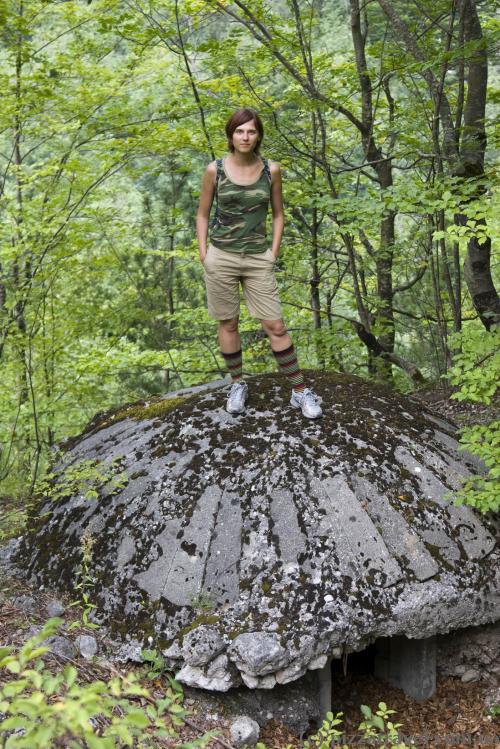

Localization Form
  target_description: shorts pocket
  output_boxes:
[202,244,212,267]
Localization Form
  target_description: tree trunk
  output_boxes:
[455,0,499,329]
[377,0,500,329]
[351,0,395,381]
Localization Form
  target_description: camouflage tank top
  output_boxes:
[210,156,271,253]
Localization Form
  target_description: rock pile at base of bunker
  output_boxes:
[16,372,500,691]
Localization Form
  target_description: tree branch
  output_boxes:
[376,0,462,172]
[214,0,367,134]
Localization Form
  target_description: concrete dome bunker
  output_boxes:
[18,371,500,709]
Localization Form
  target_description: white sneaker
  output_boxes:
[290,387,323,419]
[226,381,248,414]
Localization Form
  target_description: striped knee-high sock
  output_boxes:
[271,343,305,391]
[221,349,243,382]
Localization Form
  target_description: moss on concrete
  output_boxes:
[58,394,192,453]
[113,396,188,423]
[178,613,221,639]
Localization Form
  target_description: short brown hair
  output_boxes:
[225,108,264,153]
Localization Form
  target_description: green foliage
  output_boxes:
[358,702,411,748]
[452,422,500,513]
[35,457,129,504]
[138,648,185,695]
[302,710,345,749]
[139,649,168,681]
[68,531,100,631]
[447,328,500,405]
[255,702,412,749]
[447,328,499,513]
[0,0,203,499]
[0,619,219,749]
[0,622,412,749]
[0,500,26,544]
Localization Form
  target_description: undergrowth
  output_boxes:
[0,620,415,748]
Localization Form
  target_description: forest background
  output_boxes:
[0,0,498,516]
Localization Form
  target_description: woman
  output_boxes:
[196,107,322,419]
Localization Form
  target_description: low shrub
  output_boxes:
[0,618,217,748]
[0,620,412,748]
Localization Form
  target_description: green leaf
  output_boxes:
[64,665,78,688]
[360,704,372,719]
[1,716,29,730]
[86,734,116,749]
[5,660,21,674]
[0,646,13,661]
[123,709,149,728]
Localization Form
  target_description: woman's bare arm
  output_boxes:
[269,161,284,259]
[196,162,217,262]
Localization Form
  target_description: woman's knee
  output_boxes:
[261,318,287,337]
[219,316,239,333]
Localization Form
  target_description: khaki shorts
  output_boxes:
[202,243,283,321]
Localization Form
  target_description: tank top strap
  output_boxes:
[215,158,224,192]
[260,156,272,184]
[210,158,225,229]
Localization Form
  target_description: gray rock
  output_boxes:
[13,373,500,693]
[229,716,260,747]
[307,654,329,671]
[11,595,37,614]
[46,636,78,660]
[0,538,21,577]
[163,641,182,659]
[76,635,98,659]
[437,621,500,685]
[113,638,144,664]
[228,633,289,676]
[46,600,66,618]
[461,668,480,683]
[182,625,225,666]
[276,659,308,684]
[24,624,43,639]
[206,652,230,678]
[254,673,276,689]
[175,660,239,692]
[240,672,259,689]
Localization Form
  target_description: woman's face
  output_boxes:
[231,119,260,153]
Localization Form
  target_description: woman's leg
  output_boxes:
[219,316,248,414]
[260,318,305,392]
[261,318,322,417]
[242,256,322,416]
[219,316,243,381]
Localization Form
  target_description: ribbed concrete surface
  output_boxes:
[18,371,500,691]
